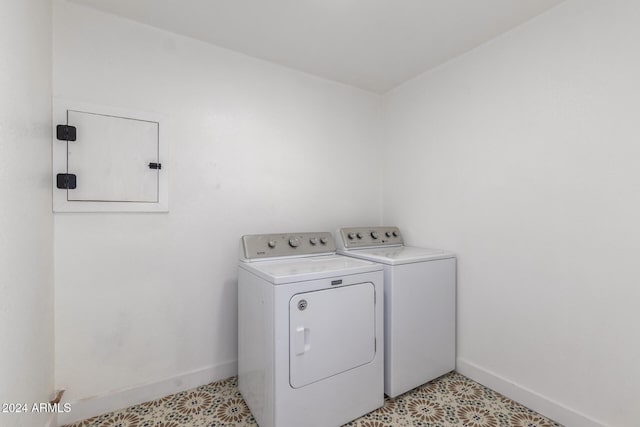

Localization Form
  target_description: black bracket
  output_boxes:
[56,173,77,189]
[148,162,162,170]
[56,125,77,141]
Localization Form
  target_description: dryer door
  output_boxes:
[289,282,376,388]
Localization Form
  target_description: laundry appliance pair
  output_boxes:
[237,227,455,427]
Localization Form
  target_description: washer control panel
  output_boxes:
[337,226,403,249]
[241,232,335,260]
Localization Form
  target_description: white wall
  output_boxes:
[383,1,639,426]
[52,1,382,420]
[0,1,54,427]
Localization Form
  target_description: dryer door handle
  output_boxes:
[294,326,310,355]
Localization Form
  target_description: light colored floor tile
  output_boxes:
[65,372,562,427]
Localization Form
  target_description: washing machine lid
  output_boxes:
[239,254,381,284]
[338,246,455,265]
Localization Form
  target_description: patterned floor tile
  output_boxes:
[64,372,562,427]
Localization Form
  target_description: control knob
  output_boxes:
[309,237,318,245]
[385,231,391,237]
[392,231,398,237]
[320,237,328,245]
[348,233,356,240]
[267,240,277,248]
[356,232,363,239]
[289,238,300,248]
[371,231,379,239]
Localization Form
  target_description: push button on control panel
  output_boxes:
[289,238,300,248]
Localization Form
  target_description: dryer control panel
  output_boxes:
[241,232,336,260]
[336,226,403,249]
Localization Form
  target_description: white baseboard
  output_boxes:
[456,358,607,427]
[57,360,237,426]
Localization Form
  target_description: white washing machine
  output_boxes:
[238,232,384,427]
[336,226,456,398]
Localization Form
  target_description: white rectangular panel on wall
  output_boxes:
[52,100,168,212]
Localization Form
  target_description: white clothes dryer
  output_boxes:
[238,232,384,427]
[336,226,456,398]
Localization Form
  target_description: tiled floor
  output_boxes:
[65,372,562,427]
